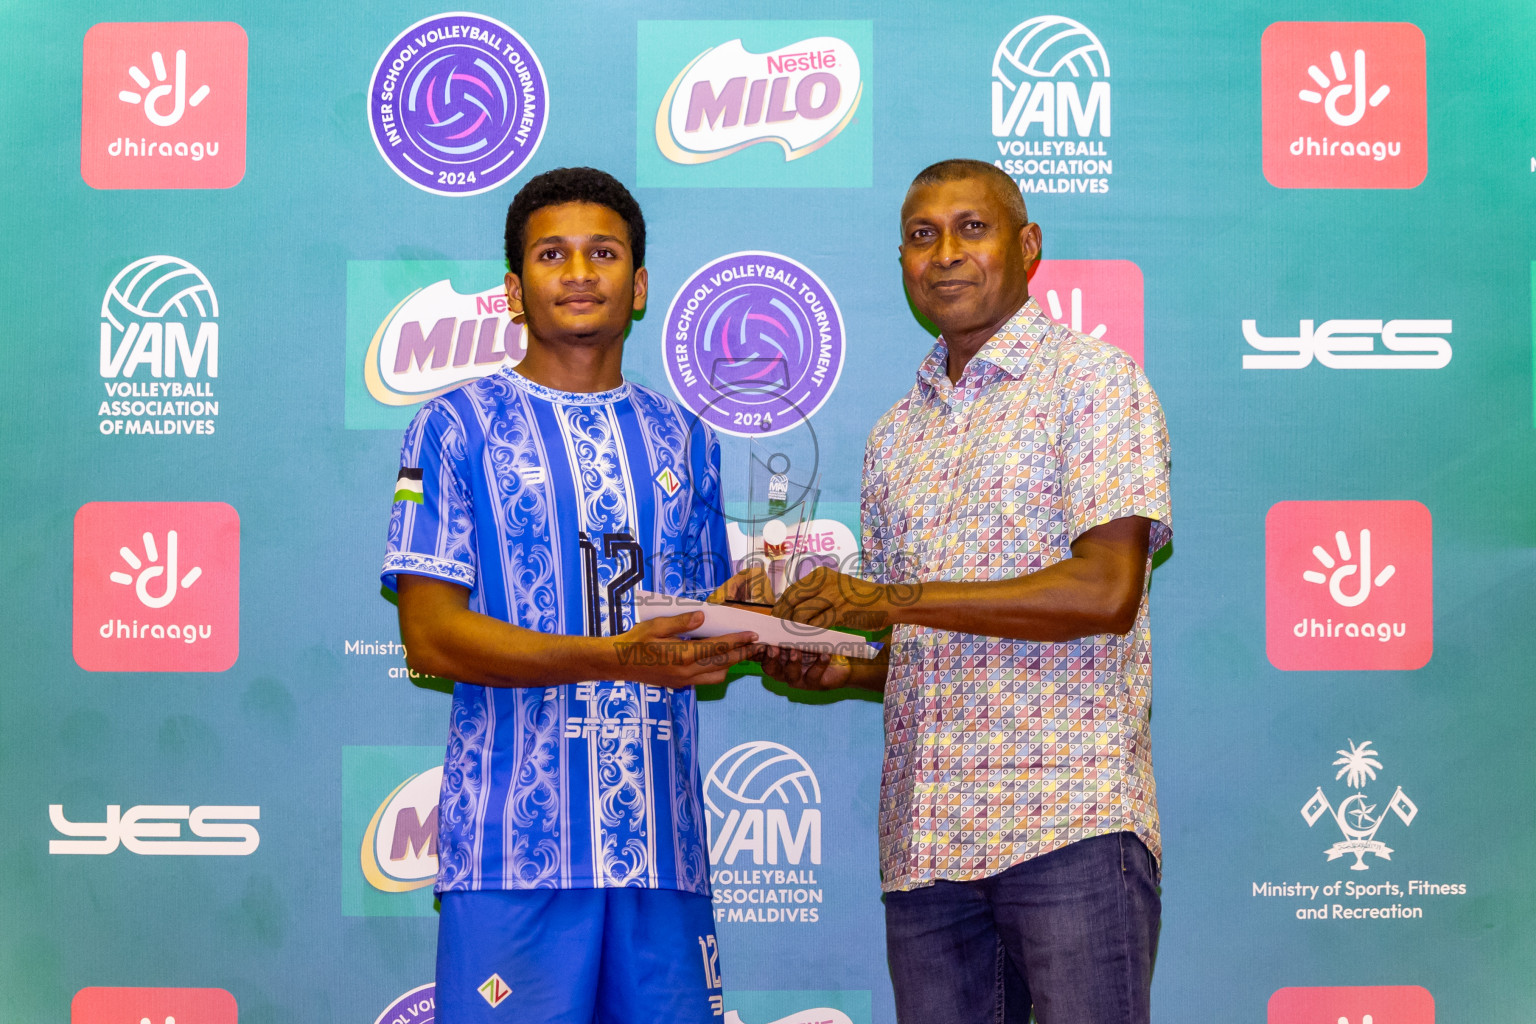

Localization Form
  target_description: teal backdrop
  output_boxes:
[3,1,1535,1022]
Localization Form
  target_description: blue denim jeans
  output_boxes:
[884,831,1160,1024]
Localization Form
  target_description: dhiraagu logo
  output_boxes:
[638,21,872,188]
[345,260,524,430]
[343,746,443,916]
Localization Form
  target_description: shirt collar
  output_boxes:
[916,297,1052,394]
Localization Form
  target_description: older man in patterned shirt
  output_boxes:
[768,158,1172,1024]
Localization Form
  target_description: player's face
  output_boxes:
[898,177,1040,343]
[506,202,647,346]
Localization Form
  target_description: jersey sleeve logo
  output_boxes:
[393,467,424,504]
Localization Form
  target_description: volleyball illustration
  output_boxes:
[704,741,821,818]
[993,15,1110,89]
[101,255,218,330]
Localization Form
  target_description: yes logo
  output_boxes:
[81,22,247,189]
[1269,985,1434,1024]
[1262,23,1426,189]
[1266,501,1432,671]
[1027,260,1144,366]
[72,502,240,672]
[50,804,259,855]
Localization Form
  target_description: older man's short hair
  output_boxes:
[908,158,1029,228]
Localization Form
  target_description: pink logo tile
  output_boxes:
[73,502,240,672]
[1266,500,1432,671]
[73,987,238,1024]
[1028,259,1144,367]
[82,22,247,189]
[1269,985,1433,1024]
[1262,22,1426,189]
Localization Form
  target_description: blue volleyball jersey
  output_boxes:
[382,369,730,895]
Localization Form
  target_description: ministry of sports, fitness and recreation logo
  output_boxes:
[98,256,222,437]
[990,15,1113,196]
[664,252,844,438]
[72,501,240,673]
[1261,22,1427,189]
[375,984,435,1024]
[1301,739,1418,871]
[346,261,524,430]
[637,20,872,188]
[368,13,547,196]
[81,21,247,189]
[1265,500,1432,671]
[1028,260,1144,366]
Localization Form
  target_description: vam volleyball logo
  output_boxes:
[1265,500,1433,671]
[991,16,1113,196]
[368,13,547,196]
[346,261,524,430]
[1028,260,1144,366]
[98,256,222,437]
[638,21,872,188]
[81,22,247,189]
[72,501,240,673]
[1262,23,1427,189]
[705,740,823,924]
[664,252,844,438]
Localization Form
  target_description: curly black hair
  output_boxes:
[503,167,646,277]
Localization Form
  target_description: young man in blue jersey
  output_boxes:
[382,167,760,1023]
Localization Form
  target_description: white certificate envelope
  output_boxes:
[632,591,880,660]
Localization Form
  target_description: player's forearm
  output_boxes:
[402,605,613,688]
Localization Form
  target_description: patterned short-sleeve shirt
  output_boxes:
[863,298,1172,892]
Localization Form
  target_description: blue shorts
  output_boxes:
[435,888,724,1024]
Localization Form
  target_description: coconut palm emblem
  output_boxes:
[1300,739,1418,870]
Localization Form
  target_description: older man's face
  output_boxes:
[899,177,1040,342]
